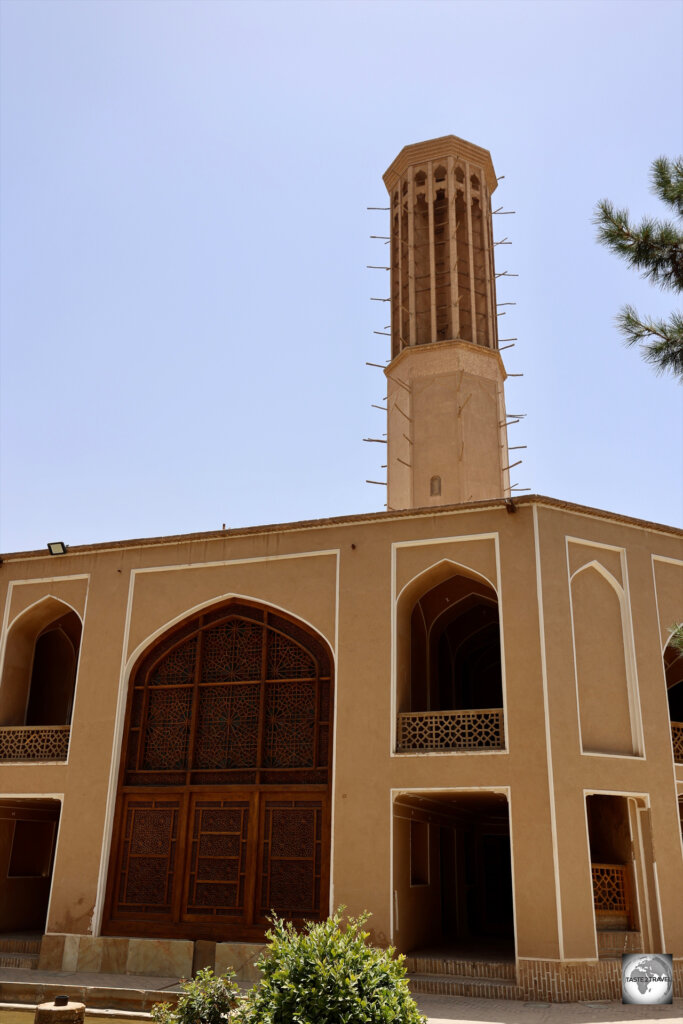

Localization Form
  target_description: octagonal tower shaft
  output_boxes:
[382,136,511,511]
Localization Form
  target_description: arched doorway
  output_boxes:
[103,601,333,941]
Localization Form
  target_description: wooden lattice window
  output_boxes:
[591,863,629,915]
[123,604,332,789]
[105,602,333,941]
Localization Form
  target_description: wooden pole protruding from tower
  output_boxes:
[383,135,513,511]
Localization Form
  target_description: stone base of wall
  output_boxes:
[38,935,266,983]
[38,937,683,1003]
[517,957,683,1002]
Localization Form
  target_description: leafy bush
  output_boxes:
[236,909,425,1024]
[152,967,241,1024]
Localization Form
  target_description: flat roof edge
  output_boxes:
[1,495,681,563]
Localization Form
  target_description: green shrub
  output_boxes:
[152,966,241,1024]
[236,909,425,1024]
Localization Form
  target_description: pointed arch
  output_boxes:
[663,632,683,763]
[395,560,505,752]
[1,596,82,727]
[103,596,333,942]
[123,592,335,682]
[570,559,624,594]
[569,563,641,756]
[397,557,497,607]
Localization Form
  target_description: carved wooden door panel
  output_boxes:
[110,794,184,923]
[181,795,253,925]
[255,795,327,926]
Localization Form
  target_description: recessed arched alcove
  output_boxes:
[664,633,683,764]
[103,597,334,942]
[396,565,504,753]
[0,599,82,764]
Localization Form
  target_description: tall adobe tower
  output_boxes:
[383,136,510,510]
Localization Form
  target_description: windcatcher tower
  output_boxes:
[383,136,510,510]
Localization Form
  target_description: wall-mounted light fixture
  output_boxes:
[47,541,68,555]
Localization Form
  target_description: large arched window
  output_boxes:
[104,601,333,941]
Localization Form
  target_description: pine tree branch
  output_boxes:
[617,305,683,381]
[593,199,683,292]
[650,157,683,217]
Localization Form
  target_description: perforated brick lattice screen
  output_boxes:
[397,708,504,752]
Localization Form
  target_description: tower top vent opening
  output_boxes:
[383,135,498,193]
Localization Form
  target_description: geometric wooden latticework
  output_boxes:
[396,708,504,752]
[671,721,683,764]
[184,799,250,919]
[114,796,181,917]
[123,603,331,789]
[104,601,333,942]
[259,798,324,922]
[0,725,70,762]
[591,863,629,915]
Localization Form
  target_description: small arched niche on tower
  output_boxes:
[396,565,505,753]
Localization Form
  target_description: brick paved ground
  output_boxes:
[1,982,681,1024]
[416,991,683,1023]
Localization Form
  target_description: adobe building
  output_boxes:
[0,135,681,1003]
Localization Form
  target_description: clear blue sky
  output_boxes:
[1,0,681,553]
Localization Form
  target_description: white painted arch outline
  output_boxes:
[0,593,87,765]
[92,560,340,936]
[567,556,645,760]
[395,556,498,605]
[390,537,507,760]
[123,590,337,677]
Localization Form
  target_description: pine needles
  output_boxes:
[594,157,683,382]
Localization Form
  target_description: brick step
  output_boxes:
[0,953,40,969]
[404,955,516,980]
[0,937,42,955]
[408,971,523,1000]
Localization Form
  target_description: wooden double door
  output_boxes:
[106,789,329,940]
[103,601,333,941]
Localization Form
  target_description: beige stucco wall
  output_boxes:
[386,342,509,511]
[0,497,681,962]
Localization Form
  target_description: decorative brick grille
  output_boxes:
[591,863,629,914]
[671,721,683,764]
[0,725,70,761]
[396,708,504,752]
